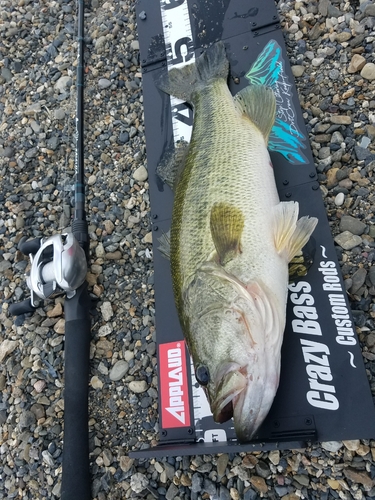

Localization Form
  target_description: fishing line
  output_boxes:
[58,1,77,234]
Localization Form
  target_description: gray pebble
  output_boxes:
[166,483,179,500]
[18,410,36,430]
[47,136,59,150]
[355,146,373,161]
[331,131,344,144]
[339,215,366,236]
[350,268,367,295]
[54,108,66,120]
[0,146,14,158]
[291,65,305,77]
[275,486,289,496]
[98,78,111,89]
[329,69,340,80]
[55,75,72,93]
[130,472,149,493]
[118,132,129,143]
[244,488,259,500]
[42,450,55,467]
[334,231,362,250]
[109,360,129,381]
[203,477,217,495]
[369,267,375,287]
[1,67,12,82]
[0,261,12,272]
[191,473,203,493]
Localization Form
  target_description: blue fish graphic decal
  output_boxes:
[245,40,307,165]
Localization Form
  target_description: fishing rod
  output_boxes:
[9,1,92,499]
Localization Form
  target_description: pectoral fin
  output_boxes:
[274,201,318,262]
[210,202,244,265]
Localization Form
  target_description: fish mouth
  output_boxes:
[211,363,279,442]
[211,363,247,423]
[232,371,280,442]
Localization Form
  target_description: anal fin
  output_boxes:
[274,201,318,262]
[157,230,171,260]
[156,140,189,191]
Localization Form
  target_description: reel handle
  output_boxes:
[19,237,42,255]
[8,299,37,316]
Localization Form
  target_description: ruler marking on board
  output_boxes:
[160,0,194,144]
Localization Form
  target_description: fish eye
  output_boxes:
[195,364,210,386]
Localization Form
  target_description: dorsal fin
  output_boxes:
[234,85,276,143]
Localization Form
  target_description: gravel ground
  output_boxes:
[1,0,375,499]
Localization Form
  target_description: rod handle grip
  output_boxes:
[61,282,91,500]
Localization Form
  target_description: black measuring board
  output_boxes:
[131,0,375,458]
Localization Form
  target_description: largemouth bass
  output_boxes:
[157,42,318,441]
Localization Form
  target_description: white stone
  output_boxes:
[124,350,134,362]
[321,441,343,452]
[128,380,148,393]
[133,165,148,182]
[88,175,97,185]
[130,40,139,51]
[42,450,55,467]
[291,65,305,77]
[95,242,105,258]
[268,449,280,466]
[98,324,112,337]
[361,63,375,81]
[54,75,72,93]
[312,57,325,67]
[0,340,18,362]
[91,376,103,389]
[334,192,345,206]
[100,301,113,322]
[142,231,153,244]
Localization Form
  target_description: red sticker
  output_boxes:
[159,341,191,428]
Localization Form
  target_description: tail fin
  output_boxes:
[156,41,229,103]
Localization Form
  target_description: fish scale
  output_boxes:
[172,78,281,301]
